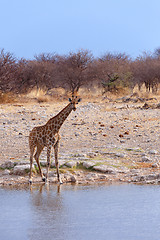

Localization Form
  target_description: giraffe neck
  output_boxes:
[47,103,73,133]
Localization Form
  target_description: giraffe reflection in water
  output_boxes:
[29,184,66,240]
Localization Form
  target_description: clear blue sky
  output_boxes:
[1,0,160,59]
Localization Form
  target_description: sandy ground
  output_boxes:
[0,98,160,185]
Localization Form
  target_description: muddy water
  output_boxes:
[1,184,160,240]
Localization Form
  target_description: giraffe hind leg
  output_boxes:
[45,146,52,183]
[29,145,36,184]
[34,144,45,182]
[54,135,63,184]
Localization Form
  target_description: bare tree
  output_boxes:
[57,49,93,92]
[132,53,160,93]
[0,49,17,92]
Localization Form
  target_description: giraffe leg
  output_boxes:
[54,136,62,184]
[29,145,35,184]
[46,146,52,183]
[34,144,45,181]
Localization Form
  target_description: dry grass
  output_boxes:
[1,85,160,104]
[133,83,160,101]
[0,92,17,104]
[25,88,67,103]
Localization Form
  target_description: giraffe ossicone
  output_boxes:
[29,92,81,184]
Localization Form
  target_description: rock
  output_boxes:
[85,174,94,181]
[64,174,72,181]
[40,161,47,167]
[87,152,97,158]
[89,173,98,178]
[156,103,160,108]
[51,161,65,168]
[141,156,152,162]
[93,165,117,174]
[145,174,157,181]
[65,161,77,168]
[2,169,11,175]
[132,175,145,182]
[48,171,57,177]
[70,175,77,183]
[148,150,158,155]
[13,164,30,175]
[152,163,158,168]
[115,153,125,158]
[98,174,108,179]
[83,162,95,169]
[72,153,86,158]
[0,161,15,169]
[130,169,141,174]
[17,161,29,165]
[133,173,160,183]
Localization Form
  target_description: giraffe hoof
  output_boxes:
[59,180,63,185]
[42,177,46,182]
[29,179,32,184]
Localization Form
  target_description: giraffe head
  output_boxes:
[69,91,81,111]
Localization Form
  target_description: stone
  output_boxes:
[70,175,77,183]
[85,174,94,181]
[152,163,158,168]
[65,161,77,168]
[83,162,95,169]
[93,165,117,174]
[145,174,157,181]
[0,161,15,169]
[48,171,57,177]
[87,152,97,158]
[72,153,86,158]
[51,161,65,168]
[115,153,125,158]
[148,150,158,155]
[90,173,98,178]
[13,164,30,175]
[64,174,72,181]
[98,174,108,179]
[2,169,10,175]
[17,161,29,165]
[156,103,160,108]
[141,156,152,162]
[40,161,47,167]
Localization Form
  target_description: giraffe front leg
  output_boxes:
[54,135,62,184]
[29,145,35,184]
[46,146,51,183]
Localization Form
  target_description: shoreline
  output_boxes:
[0,158,160,187]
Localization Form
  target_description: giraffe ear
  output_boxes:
[69,98,72,102]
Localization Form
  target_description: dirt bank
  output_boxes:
[0,98,160,186]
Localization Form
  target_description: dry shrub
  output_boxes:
[24,88,50,102]
[79,87,102,98]
[26,88,47,99]
[22,87,67,103]
[0,91,17,103]
[133,83,160,99]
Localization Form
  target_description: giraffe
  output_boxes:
[29,92,81,184]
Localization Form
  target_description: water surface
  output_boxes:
[1,183,160,240]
